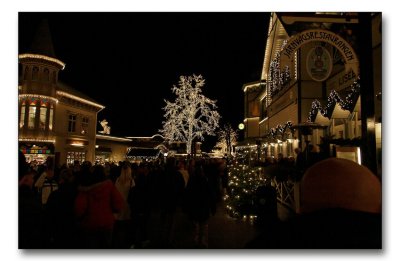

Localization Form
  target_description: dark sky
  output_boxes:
[19,12,268,150]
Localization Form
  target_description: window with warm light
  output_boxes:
[81,116,89,135]
[28,99,37,129]
[49,105,54,131]
[20,101,26,128]
[67,151,86,165]
[39,100,47,130]
[68,114,76,133]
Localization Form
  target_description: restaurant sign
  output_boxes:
[280,29,359,76]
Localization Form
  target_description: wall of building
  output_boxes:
[96,139,130,163]
[54,101,98,165]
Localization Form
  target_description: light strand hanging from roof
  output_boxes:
[308,77,361,122]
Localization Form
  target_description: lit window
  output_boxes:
[39,107,47,130]
[67,151,86,166]
[20,101,26,128]
[81,116,89,135]
[49,105,54,131]
[68,114,76,133]
[28,99,37,129]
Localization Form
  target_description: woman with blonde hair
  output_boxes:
[113,161,135,248]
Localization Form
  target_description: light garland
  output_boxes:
[19,94,58,104]
[268,52,292,97]
[225,164,267,219]
[19,53,65,70]
[96,134,132,142]
[265,121,293,142]
[308,77,361,122]
[19,138,55,143]
[57,91,105,109]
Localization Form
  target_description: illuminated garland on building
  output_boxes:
[19,53,66,69]
[19,94,58,104]
[19,138,56,143]
[266,121,293,141]
[268,41,292,98]
[308,78,361,122]
[57,91,105,109]
[225,164,268,220]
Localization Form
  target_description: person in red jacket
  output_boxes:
[75,164,124,248]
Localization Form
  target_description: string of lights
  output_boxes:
[224,163,268,220]
[308,77,361,122]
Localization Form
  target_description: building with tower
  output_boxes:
[18,20,105,166]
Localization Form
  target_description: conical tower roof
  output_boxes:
[29,19,56,58]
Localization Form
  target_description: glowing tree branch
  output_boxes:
[160,74,221,155]
[214,123,238,157]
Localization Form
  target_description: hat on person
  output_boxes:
[300,158,381,214]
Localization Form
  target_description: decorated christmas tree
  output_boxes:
[224,162,268,221]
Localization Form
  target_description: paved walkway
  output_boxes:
[143,201,294,249]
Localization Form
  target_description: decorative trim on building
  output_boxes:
[19,53,66,69]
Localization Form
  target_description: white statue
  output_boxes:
[99,119,111,134]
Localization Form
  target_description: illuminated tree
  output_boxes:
[160,74,220,155]
[214,123,238,157]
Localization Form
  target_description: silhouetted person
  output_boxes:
[18,151,44,248]
[247,158,381,249]
[45,168,78,248]
[74,165,124,248]
[185,161,216,248]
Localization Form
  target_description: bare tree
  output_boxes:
[214,123,238,157]
[160,74,220,155]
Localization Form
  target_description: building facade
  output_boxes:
[18,20,105,166]
[242,13,381,175]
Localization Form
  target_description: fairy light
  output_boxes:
[225,162,268,220]
[57,91,105,109]
[19,94,58,103]
[19,53,65,69]
[19,138,55,143]
[308,78,361,122]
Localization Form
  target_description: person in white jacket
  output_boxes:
[113,161,135,248]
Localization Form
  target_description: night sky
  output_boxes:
[18,12,269,150]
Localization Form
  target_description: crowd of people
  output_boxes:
[18,152,226,249]
[18,144,382,249]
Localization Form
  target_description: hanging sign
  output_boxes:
[280,29,359,76]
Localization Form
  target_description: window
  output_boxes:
[67,151,86,166]
[39,101,47,130]
[28,99,37,129]
[32,67,39,80]
[81,117,89,135]
[24,67,29,80]
[49,105,54,131]
[39,110,47,130]
[20,101,26,128]
[43,68,50,82]
[68,114,76,133]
